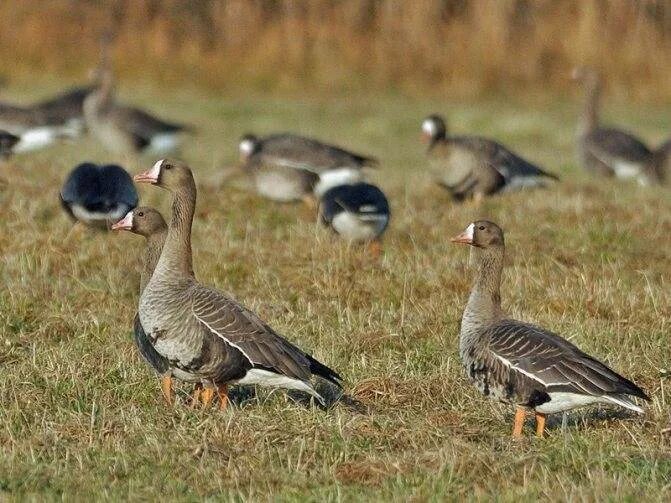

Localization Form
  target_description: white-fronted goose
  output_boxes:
[34,85,94,135]
[133,159,343,408]
[319,182,390,257]
[421,115,558,202]
[60,162,138,228]
[239,133,376,200]
[572,67,662,185]
[83,69,190,156]
[111,207,215,406]
[0,101,79,153]
[451,220,648,437]
[0,130,19,159]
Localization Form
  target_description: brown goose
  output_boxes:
[112,207,211,406]
[239,133,376,200]
[0,101,79,153]
[572,67,662,185]
[133,159,342,408]
[84,69,190,156]
[451,220,648,437]
[422,115,558,203]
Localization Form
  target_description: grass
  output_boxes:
[0,85,670,500]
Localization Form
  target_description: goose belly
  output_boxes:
[254,169,309,201]
[13,127,62,153]
[313,168,363,196]
[70,203,130,226]
[331,211,387,242]
[535,393,605,414]
[146,133,181,155]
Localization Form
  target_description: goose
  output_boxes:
[60,162,138,228]
[421,115,558,203]
[133,158,343,409]
[111,207,219,407]
[34,85,95,136]
[319,182,390,257]
[83,68,190,156]
[451,220,648,437]
[239,133,377,200]
[572,67,662,185]
[0,101,79,153]
[0,130,19,159]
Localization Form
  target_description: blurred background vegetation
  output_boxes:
[1,0,671,98]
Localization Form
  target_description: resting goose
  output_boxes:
[319,182,390,257]
[239,133,376,200]
[133,159,343,408]
[60,162,138,228]
[0,101,79,153]
[112,207,214,406]
[83,69,189,156]
[421,115,558,203]
[572,67,661,185]
[451,220,648,437]
[34,85,94,136]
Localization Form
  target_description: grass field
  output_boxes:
[0,85,670,500]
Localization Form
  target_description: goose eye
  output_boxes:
[138,212,144,217]
[164,164,172,170]
[478,226,485,231]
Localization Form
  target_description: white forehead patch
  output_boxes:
[464,222,475,240]
[149,159,164,179]
[422,119,435,136]
[239,139,255,156]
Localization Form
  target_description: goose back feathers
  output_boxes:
[452,220,648,418]
[135,159,342,403]
[60,162,138,227]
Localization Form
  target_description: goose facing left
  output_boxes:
[133,159,343,408]
[60,162,138,228]
[452,220,648,437]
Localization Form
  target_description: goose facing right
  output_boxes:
[451,220,648,437]
[133,159,343,408]
[422,115,558,203]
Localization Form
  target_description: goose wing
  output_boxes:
[485,320,647,399]
[191,286,341,386]
[586,128,652,164]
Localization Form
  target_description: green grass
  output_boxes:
[0,86,670,501]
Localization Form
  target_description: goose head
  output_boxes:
[239,134,259,162]
[421,115,447,144]
[451,220,504,248]
[134,158,193,191]
[112,206,167,236]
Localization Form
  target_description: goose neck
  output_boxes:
[156,180,196,278]
[579,79,601,136]
[464,246,504,326]
[140,230,167,293]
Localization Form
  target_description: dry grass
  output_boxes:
[2,1,671,98]
[0,86,670,500]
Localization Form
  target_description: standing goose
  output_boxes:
[60,162,138,228]
[421,115,558,203]
[572,66,661,185]
[319,182,390,257]
[83,68,190,156]
[239,133,377,200]
[451,220,648,437]
[134,159,343,408]
[111,207,212,406]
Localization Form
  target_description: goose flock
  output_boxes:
[1,60,667,439]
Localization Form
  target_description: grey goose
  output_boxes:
[239,133,377,201]
[84,68,190,156]
[421,115,558,203]
[452,220,648,437]
[572,66,664,185]
[319,182,390,257]
[133,159,342,409]
[60,162,138,228]
[112,207,212,407]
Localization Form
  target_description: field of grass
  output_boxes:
[0,85,670,500]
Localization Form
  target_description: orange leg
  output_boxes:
[161,375,174,406]
[512,407,526,438]
[201,387,215,408]
[190,383,203,408]
[368,239,382,260]
[535,412,546,438]
[217,384,229,411]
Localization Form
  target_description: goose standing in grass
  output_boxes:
[239,133,377,202]
[111,207,215,406]
[572,66,663,185]
[83,68,190,156]
[319,182,390,257]
[60,162,138,228]
[451,220,648,437]
[421,115,558,203]
[133,159,343,409]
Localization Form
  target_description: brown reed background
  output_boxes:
[1,0,671,98]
